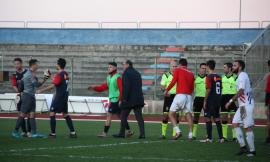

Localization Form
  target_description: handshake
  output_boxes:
[43,69,51,80]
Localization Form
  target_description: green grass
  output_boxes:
[0,118,269,162]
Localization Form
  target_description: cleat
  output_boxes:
[235,146,248,156]
[48,133,56,138]
[21,132,28,138]
[30,133,47,138]
[97,132,107,138]
[246,151,256,157]
[125,130,134,138]
[192,137,197,140]
[27,132,32,138]
[218,138,225,143]
[200,138,213,143]
[12,131,22,139]
[232,138,237,142]
[69,133,77,138]
[160,135,166,140]
[172,132,182,140]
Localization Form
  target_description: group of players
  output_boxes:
[11,58,77,139]
[10,56,270,157]
[160,58,257,157]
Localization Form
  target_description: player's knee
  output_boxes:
[193,120,199,124]
[162,116,169,123]
[222,120,228,124]
[244,127,253,132]
[29,112,35,118]
[232,123,238,128]
[20,112,26,118]
[215,120,221,125]
[205,117,211,122]
[50,112,55,117]
[206,120,212,124]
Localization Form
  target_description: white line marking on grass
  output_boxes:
[0,116,267,126]
[0,153,243,162]
[0,140,162,153]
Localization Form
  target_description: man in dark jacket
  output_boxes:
[113,60,145,139]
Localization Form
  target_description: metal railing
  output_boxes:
[0,20,269,29]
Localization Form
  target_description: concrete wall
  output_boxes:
[0,44,242,98]
[0,29,262,45]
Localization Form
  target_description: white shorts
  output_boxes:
[232,104,254,128]
[169,94,193,113]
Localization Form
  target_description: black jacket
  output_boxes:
[121,67,144,108]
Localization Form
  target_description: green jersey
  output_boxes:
[161,72,176,94]
[221,74,237,95]
[106,73,121,102]
[194,75,206,97]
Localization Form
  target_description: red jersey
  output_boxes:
[166,67,194,95]
[265,73,270,93]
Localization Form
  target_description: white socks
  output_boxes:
[234,127,256,152]
[173,126,181,134]
[188,132,193,139]
[246,131,255,152]
[234,127,246,147]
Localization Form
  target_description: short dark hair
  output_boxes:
[224,62,233,69]
[57,58,66,69]
[206,60,216,70]
[234,60,245,70]
[13,58,22,63]
[199,63,206,67]
[268,60,270,66]
[29,59,38,67]
[125,60,133,67]
[108,62,117,67]
[179,58,187,66]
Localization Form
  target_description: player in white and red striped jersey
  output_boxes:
[225,60,256,157]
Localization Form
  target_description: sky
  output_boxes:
[0,0,269,28]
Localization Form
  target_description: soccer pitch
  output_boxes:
[0,118,269,162]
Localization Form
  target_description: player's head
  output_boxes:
[198,63,206,76]
[179,58,187,67]
[108,62,117,73]
[206,60,216,72]
[170,60,178,73]
[123,60,133,71]
[29,59,39,72]
[13,58,23,71]
[233,60,245,73]
[57,58,66,70]
[223,62,233,74]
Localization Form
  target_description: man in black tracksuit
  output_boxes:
[113,60,145,139]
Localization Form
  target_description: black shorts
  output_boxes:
[21,93,36,113]
[193,97,204,113]
[17,97,22,111]
[108,102,121,114]
[204,102,220,119]
[221,94,237,113]
[50,97,68,113]
[163,94,176,113]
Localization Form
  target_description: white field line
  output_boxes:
[0,140,162,153]
[0,153,243,162]
[0,116,267,127]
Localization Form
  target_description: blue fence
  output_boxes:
[0,28,262,45]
